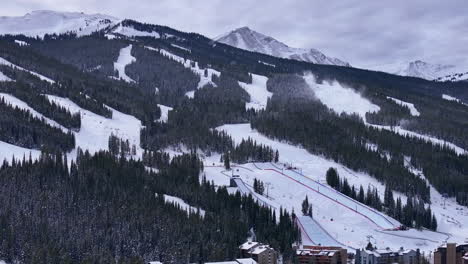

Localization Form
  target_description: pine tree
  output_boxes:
[302,196,309,216]
[224,152,231,170]
[274,150,279,163]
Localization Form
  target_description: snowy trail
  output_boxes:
[45,95,144,160]
[386,96,420,116]
[0,140,41,164]
[297,215,356,250]
[0,71,12,81]
[366,122,466,155]
[156,104,173,123]
[252,162,396,229]
[163,194,206,217]
[114,44,136,83]
[0,57,55,83]
[238,74,272,110]
[157,48,220,94]
[215,166,278,209]
[232,177,277,209]
[0,93,68,132]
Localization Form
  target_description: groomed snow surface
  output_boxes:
[238,74,272,110]
[303,73,380,119]
[163,194,206,217]
[114,45,136,83]
[157,104,173,123]
[45,95,144,161]
[202,123,467,253]
[386,96,420,116]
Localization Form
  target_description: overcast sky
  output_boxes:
[2,0,468,67]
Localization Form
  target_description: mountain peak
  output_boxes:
[215,27,350,66]
[0,10,120,38]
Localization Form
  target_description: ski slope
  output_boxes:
[158,48,220,91]
[157,104,173,123]
[45,95,144,160]
[304,73,380,119]
[231,176,278,209]
[0,57,55,84]
[0,71,12,81]
[203,123,457,252]
[162,194,206,217]
[366,123,466,155]
[387,96,420,116]
[0,140,41,164]
[114,45,136,83]
[0,93,67,131]
[297,215,354,250]
[238,74,272,110]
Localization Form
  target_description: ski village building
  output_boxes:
[434,243,468,264]
[355,248,418,264]
[295,245,348,264]
[239,242,277,264]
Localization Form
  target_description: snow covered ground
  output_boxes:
[238,74,272,110]
[45,95,144,161]
[157,104,173,123]
[14,40,28,46]
[112,24,160,38]
[301,73,465,155]
[0,140,41,164]
[386,96,420,116]
[114,45,136,83]
[202,123,465,252]
[162,194,206,217]
[297,215,354,250]
[0,10,119,38]
[303,73,380,119]
[0,57,55,84]
[0,93,67,131]
[442,94,467,106]
[0,71,12,81]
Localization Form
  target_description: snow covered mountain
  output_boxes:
[0,10,120,38]
[215,27,350,66]
[370,60,468,81]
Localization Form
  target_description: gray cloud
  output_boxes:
[2,0,468,67]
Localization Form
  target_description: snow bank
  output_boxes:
[387,96,420,116]
[157,104,173,123]
[304,73,380,119]
[114,45,136,83]
[45,95,144,160]
[163,194,206,217]
[0,57,55,84]
[0,93,67,131]
[238,74,272,110]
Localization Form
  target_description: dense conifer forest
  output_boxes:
[0,18,467,263]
